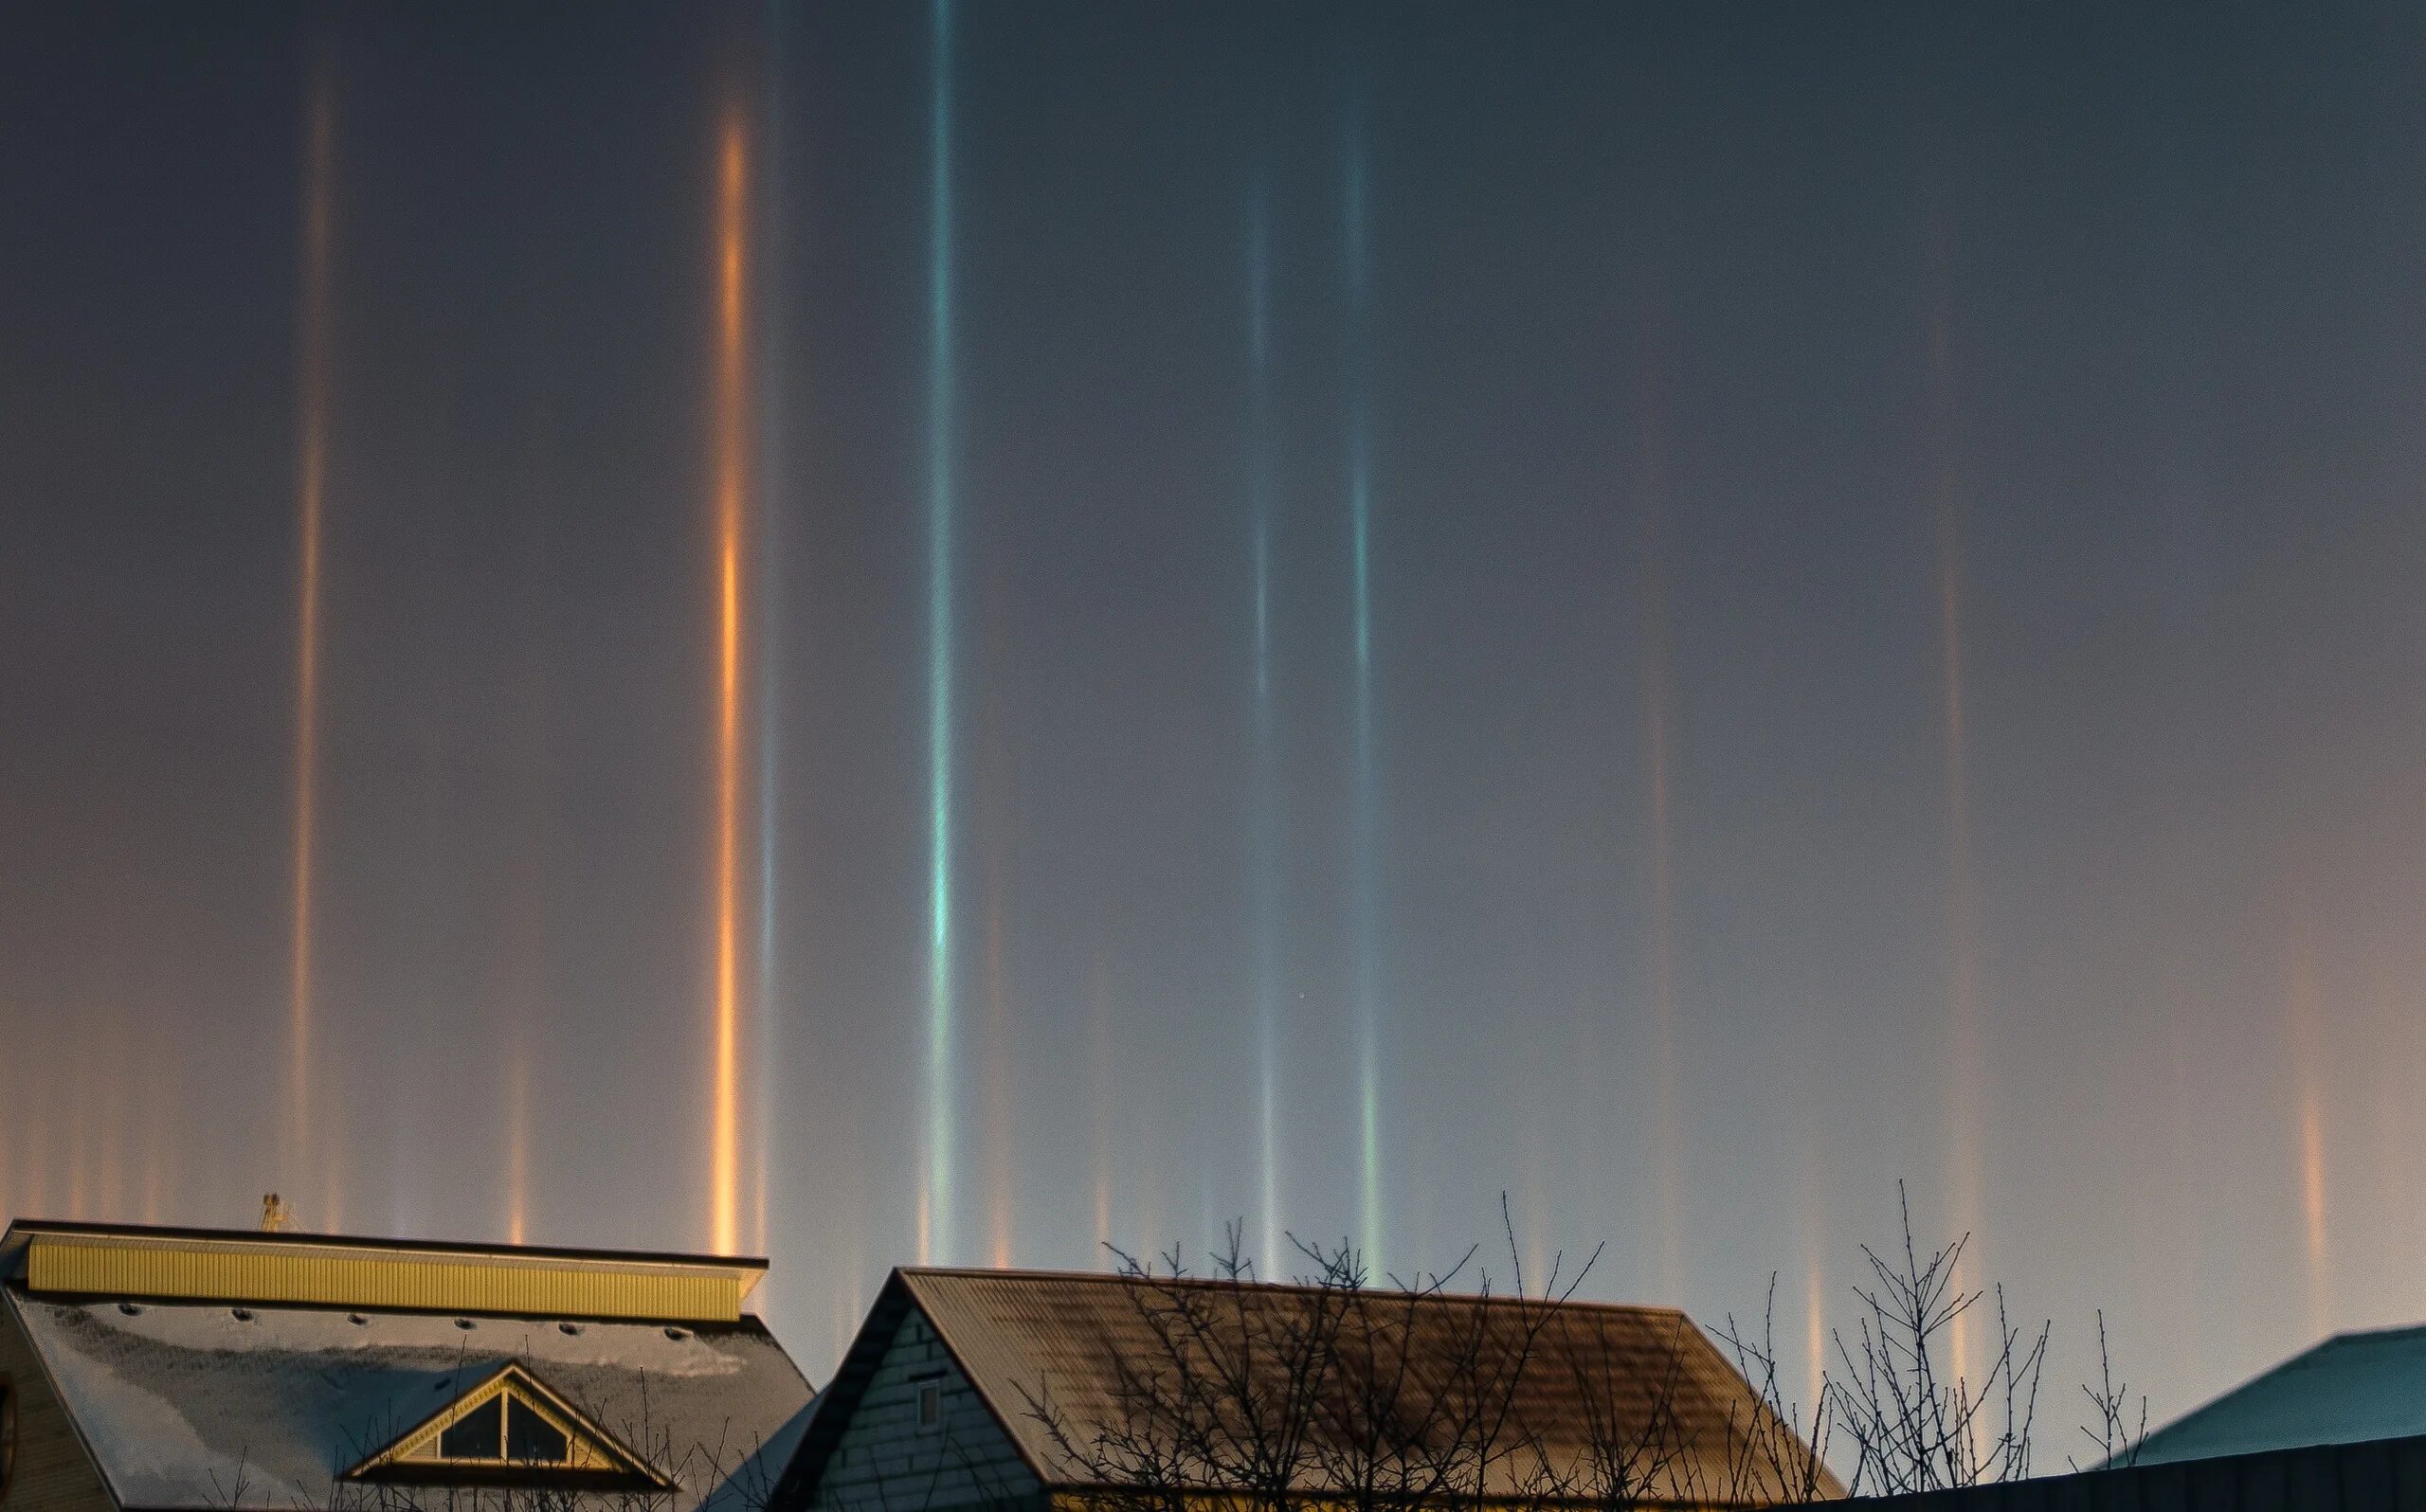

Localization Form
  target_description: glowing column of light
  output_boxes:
[921,0,961,1266]
[100,1017,124,1217]
[1925,243,1986,1390]
[1798,1126,1827,1413]
[985,850,1010,1268]
[1804,1236,1826,1413]
[507,1041,530,1244]
[0,1053,11,1221]
[1091,952,1113,1256]
[1638,333,1683,1303]
[754,4,788,1266]
[1246,182,1281,1277]
[289,48,335,1221]
[980,618,1012,1269]
[711,108,752,1258]
[2289,909,2329,1335]
[142,1043,168,1223]
[1343,114,1381,1264]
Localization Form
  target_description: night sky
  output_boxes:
[8,2,2426,1432]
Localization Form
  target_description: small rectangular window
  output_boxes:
[916,1381,942,1431]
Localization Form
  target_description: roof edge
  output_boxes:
[2,1219,766,1280]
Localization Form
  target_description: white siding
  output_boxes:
[810,1310,1041,1512]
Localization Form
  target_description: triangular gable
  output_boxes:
[350,1363,672,1489]
[768,1271,1044,1512]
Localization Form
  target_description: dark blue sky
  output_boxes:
[7,1,2426,1426]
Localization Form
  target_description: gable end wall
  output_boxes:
[809,1310,1040,1512]
[0,1292,116,1512]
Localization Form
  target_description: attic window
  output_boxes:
[916,1380,941,1431]
[349,1365,669,1490]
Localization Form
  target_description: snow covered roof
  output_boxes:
[5,1286,814,1512]
[2135,1323,2426,1466]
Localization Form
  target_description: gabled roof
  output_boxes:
[5,1285,813,1512]
[2134,1323,2426,1466]
[775,1268,1842,1509]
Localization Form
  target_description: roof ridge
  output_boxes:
[898,1265,1695,1318]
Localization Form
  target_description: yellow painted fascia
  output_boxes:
[18,1229,754,1323]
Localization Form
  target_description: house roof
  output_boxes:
[5,1284,815,1512]
[777,1268,1841,1509]
[2134,1323,2426,1466]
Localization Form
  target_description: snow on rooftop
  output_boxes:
[7,1287,814,1512]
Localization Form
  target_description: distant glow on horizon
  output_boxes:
[922,0,960,1265]
[1247,180,1280,1278]
[289,45,334,1226]
[711,108,751,1258]
[1344,111,1381,1266]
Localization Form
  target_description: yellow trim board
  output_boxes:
[17,1228,755,1323]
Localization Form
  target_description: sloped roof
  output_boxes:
[7,1285,814,1512]
[2134,1323,2426,1466]
[780,1268,1840,1509]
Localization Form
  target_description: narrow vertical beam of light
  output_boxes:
[0,1054,12,1223]
[1091,953,1113,1257]
[2289,906,2329,1336]
[980,623,1013,1269]
[1342,108,1382,1264]
[1925,230,1986,1391]
[1638,326,1683,1303]
[507,1040,530,1245]
[1246,181,1282,1278]
[1798,1128,1827,1413]
[289,45,335,1220]
[711,105,752,1258]
[1803,1240,1826,1415]
[985,851,1010,1268]
[142,1045,167,1223]
[922,0,961,1266]
[753,1,788,1267]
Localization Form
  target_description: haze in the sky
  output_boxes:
[7,2,2426,1435]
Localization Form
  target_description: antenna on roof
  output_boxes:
[261,1193,294,1233]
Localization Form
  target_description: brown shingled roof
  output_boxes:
[781,1268,1841,1510]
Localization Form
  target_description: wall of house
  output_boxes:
[809,1310,1041,1512]
[0,1293,116,1512]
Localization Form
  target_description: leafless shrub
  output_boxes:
[1824,1183,2047,1495]
[2068,1310,2147,1473]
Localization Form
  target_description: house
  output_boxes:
[1834,1323,2426,1511]
[769,1267,1842,1512]
[2132,1323,2426,1467]
[0,1219,816,1512]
